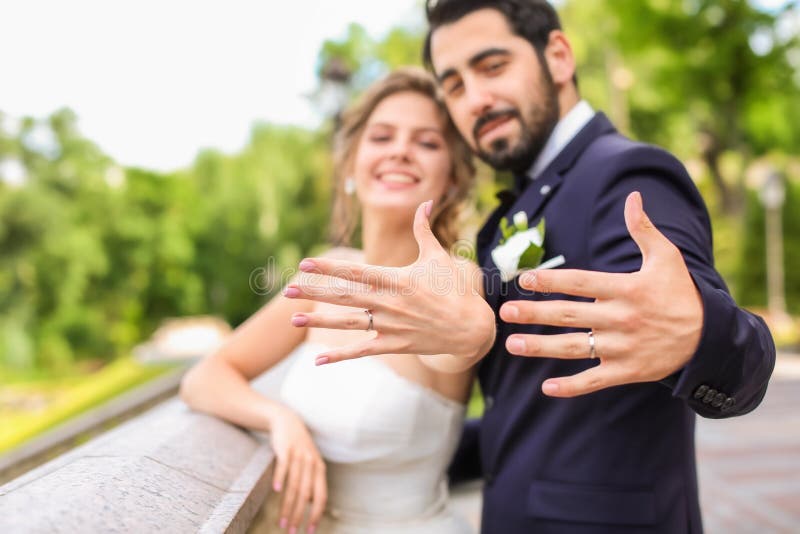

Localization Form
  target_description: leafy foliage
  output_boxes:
[0,111,331,370]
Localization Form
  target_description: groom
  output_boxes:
[289,0,776,531]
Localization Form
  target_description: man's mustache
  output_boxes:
[473,109,521,143]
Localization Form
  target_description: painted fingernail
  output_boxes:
[284,286,300,298]
[289,527,297,534]
[308,526,316,534]
[273,481,282,492]
[299,260,315,272]
[503,305,519,320]
[542,381,560,395]
[507,337,525,353]
[279,518,288,529]
[315,356,330,366]
[291,314,308,327]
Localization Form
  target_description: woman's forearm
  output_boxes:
[179,358,286,432]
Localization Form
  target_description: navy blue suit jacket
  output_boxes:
[452,113,775,533]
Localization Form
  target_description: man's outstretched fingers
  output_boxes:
[518,269,626,300]
[624,191,678,265]
[499,300,610,329]
[506,332,597,359]
[541,365,617,398]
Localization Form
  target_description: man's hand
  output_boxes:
[500,191,704,397]
[284,201,496,366]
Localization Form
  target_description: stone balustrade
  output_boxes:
[0,357,297,533]
[0,396,275,533]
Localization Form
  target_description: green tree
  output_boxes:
[561,0,800,216]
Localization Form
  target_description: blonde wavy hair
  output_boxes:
[329,67,475,251]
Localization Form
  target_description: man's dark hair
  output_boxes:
[423,0,563,71]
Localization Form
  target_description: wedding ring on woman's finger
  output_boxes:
[364,309,374,331]
[588,330,597,359]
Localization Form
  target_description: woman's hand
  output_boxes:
[268,405,327,534]
[285,201,496,365]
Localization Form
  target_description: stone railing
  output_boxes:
[0,398,275,533]
[0,359,296,533]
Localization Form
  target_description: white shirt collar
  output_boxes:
[527,100,595,180]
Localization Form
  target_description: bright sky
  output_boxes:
[0,0,423,171]
[1,0,793,173]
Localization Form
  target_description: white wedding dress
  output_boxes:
[270,341,472,533]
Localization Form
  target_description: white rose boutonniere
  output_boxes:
[490,211,566,282]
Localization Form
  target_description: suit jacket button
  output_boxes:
[711,392,726,408]
[485,396,495,410]
[721,397,736,412]
[539,184,552,196]
[703,388,717,404]
[693,385,709,399]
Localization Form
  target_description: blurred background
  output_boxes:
[1,0,798,455]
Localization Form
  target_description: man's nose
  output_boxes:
[465,83,495,117]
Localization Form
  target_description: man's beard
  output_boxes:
[472,75,560,173]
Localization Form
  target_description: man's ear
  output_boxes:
[543,30,576,87]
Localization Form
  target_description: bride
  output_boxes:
[180,67,482,533]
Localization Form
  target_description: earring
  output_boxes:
[344,177,356,196]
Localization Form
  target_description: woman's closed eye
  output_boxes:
[418,139,442,150]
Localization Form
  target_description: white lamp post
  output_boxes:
[759,169,787,320]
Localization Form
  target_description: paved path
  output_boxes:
[697,354,800,533]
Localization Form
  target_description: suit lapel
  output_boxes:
[479,113,617,311]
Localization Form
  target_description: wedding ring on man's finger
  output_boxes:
[364,309,374,331]
[588,330,597,359]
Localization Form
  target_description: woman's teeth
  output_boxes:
[379,173,417,184]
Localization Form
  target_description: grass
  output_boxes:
[0,358,174,454]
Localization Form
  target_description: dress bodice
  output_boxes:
[277,342,471,532]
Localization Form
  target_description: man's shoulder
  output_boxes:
[584,131,685,174]
[586,132,680,164]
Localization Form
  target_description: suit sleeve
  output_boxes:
[586,144,775,418]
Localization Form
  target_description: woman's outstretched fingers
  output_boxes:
[283,282,373,309]
[292,311,371,331]
[314,337,398,366]
[298,257,395,288]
